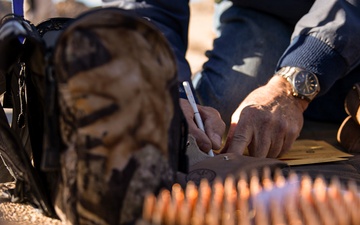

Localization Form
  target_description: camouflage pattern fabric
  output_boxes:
[53,8,180,225]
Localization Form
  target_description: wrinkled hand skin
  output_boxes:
[223,76,309,158]
[180,98,225,153]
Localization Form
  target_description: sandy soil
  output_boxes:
[0,0,214,74]
[186,0,215,74]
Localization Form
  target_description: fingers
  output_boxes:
[199,105,225,150]
[224,114,272,158]
[267,137,284,158]
[225,122,252,155]
[223,105,301,158]
[187,119,213,152]
[223,77,307,158]
[268,116,302,158]
[265,119,288,158]
[252,121,299,158]
[180,99,212,151]
[279,125,300,156]
[180,99,226,152]
[222,123,236,152]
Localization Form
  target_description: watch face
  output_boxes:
[293,71,319,96]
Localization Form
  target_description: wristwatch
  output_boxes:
[276,66,320,102]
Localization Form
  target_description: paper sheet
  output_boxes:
[278,139,353,166]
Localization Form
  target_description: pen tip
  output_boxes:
[208,149,214,157]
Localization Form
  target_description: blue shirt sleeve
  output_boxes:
[277,0,360,95]
[102,0,192,98]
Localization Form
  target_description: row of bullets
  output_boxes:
[138,169,360,225]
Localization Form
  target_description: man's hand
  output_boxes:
[222,76,309,158]
[180,98,225,153]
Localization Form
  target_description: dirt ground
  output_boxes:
[0,0,214,74]
[0,0,215,224]
[187,0,215,74]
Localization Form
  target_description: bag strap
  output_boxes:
[12,0,24,17]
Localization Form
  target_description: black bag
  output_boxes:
[0,8,188,224]
[0,14,71,218]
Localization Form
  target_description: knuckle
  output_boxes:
[232,132,249,144]
[204,105,221,117]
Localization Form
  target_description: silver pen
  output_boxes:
[183,81,214,156]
